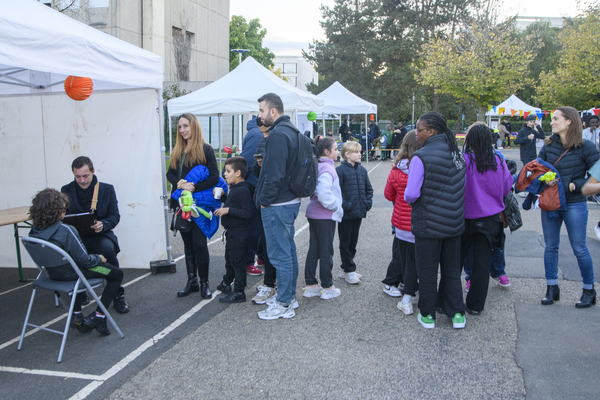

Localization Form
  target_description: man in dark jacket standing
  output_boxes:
[515,115,545,165]
[61,156,129,314]
[339,121,350,142]
[239,116,265,276]
[255,93,300,321]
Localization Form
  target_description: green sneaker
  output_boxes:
[452,313,466,329]
[417,313,435,329]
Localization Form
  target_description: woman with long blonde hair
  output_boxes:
[167,113,219,299]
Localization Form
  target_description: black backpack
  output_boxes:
[502,190,523,233]
[289,128,318,198]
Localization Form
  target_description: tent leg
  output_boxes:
[158,93,173,264]
[218,114,223,172]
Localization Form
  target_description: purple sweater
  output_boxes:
[464,154,513,219]
[306,157,343,222]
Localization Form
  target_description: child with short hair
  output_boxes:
[336,141,373,284]
[382,130,421,315]
[303,136,344,300]
[214,156,255,303]
[28,188,124,336]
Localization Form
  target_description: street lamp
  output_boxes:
[230,49,250,66]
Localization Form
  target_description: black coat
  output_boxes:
[336,160,373,220]
[538,135,600,204]
[514,126,545,162]
[61,180,120,250]
[220,181,254,230]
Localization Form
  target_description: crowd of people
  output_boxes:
[26,95,600,334]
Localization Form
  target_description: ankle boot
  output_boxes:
[200,280,212,299]
[541,285,560,305]
[576,288,597,308]
[178,257,199,297]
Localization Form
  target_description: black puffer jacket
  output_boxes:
[336,160,373,220]
[538,134,600,203]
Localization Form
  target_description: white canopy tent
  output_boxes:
[0,0,169,269]
[486,94,541,118]
[167,57,324,153]
[318,81,378,162]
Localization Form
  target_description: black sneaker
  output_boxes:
[113,287,130,314]
[70,313,84,329]
[216,281,232,294]
[219,292,246,303]
[79,292,90,306]
[78,313,110,336]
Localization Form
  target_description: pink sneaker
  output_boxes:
[255,259,265,267]
[465,280,470,293]
[498,276,511,287]
[246,264,264,276]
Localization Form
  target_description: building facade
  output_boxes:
[273,55,318,92]
[48,0,230,91]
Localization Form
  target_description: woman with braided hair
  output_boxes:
[405,112,466,329]
[461,122,513,315]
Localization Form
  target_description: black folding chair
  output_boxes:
[18,237,124,363]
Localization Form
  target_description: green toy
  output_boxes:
[538,171,557,182]
[179,190,213,220]
[307,111,317,121]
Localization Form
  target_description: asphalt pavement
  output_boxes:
[2,148,600,399]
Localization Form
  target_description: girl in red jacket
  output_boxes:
[382,130,421,315]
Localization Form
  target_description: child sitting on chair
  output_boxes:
[28,188,123,336]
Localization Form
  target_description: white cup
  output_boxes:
[214,187,223,199]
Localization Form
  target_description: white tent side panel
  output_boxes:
[0,89,166,269]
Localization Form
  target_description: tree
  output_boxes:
[229,15,274,71]
[536,6,600,109]
[417,19,540,120]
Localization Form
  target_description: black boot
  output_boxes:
[178,257,199,297]
[541,285,560,305]
[200,281,212,299]
[113,287,130,314]
[576,287,597,308]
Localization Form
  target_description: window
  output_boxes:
[289,76,298,87]
[283,63,297,74]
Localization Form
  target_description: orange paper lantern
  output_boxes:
[64,76,93,101]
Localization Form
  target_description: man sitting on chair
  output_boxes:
[61,156,129,314]
[29,188,124,336]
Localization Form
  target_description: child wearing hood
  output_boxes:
[382,130,421,315]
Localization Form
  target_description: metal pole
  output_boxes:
[365,113,368,164]
[218,113,223,172]
[168,114,173,154]
[157,92,173,264]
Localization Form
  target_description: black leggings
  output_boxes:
[180,223,210,281]
[74,262,123,313]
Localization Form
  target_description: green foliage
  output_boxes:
[536,6,600,109]
[229,15,275,71]
[417,20,540,112]
[162,83,190,101]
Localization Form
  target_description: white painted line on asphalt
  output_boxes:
[0,281,32,297]
[368,161,382,175]
[122,272,151,288]
[295,222,309,237]
[173,235,222,263]
[0,366,104,381]
[69,291,222,400]
[0,313,68,351]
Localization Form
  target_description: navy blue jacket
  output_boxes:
[514,125,545,162]
[336,160,373,220]
[61,180,120,251]
[240,117,262,187]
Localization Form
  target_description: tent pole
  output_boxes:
[168,113,173,155]
[365,113,368,164]
[322,113,325,139]
[218,114,223,172]
[157,92,173,264]
[239,114,244,152]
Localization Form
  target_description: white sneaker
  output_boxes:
[321,286,341,300]
[595,224,600,243]
[257,302,295,320]
[397,299,414,315]
[383,285,402,297]
[340,271,361,284]
[252,286,276,304]
[303,285,322,298]
[266,296,299,309]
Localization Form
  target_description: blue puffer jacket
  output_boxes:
[172,165,228,238]
[336,160,373,220]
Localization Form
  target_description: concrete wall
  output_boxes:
[273,55,318,92]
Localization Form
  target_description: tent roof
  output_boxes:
[318,81,377,114]
[486,94,541,116]
[167,57,324,116]
[0,0,163,96]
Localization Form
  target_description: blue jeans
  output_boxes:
[541,201,594,289]
[261,203,300,306]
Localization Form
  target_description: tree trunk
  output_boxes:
[455,102,464,133]
[478,105,487,122]
[432,88,439,112]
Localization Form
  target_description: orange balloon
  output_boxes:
[64,76,93,101]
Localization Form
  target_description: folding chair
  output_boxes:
[18,237,124,363]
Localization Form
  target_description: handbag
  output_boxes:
[539,149,569,212]
[500,190,523,233]
[172,207,193,233]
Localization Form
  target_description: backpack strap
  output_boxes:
[90,182,100,212]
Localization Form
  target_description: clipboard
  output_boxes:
[62,212,96,237]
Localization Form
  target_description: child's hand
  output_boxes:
[99,255,107,263]
[213,207,229,217]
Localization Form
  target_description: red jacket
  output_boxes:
[384,164,412,232]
